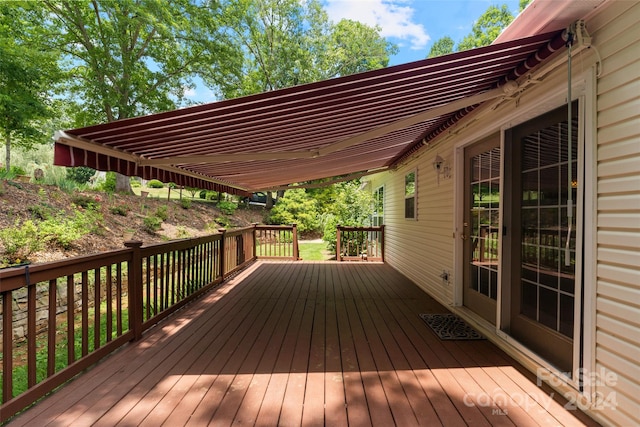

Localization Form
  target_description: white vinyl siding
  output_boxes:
[590,2,640,426]
[369,2,640,424]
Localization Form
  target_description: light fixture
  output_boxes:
[433,154,445,185]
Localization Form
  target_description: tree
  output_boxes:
[428,36,455,58]
[40,0,237,192]
[426,2,529,59]
[458,5,514,51]
[0,3,59,172]
[212,0,396,98]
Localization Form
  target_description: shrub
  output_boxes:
[176,226,190,239]
[186,187,199,198]
[71,194,100,210]
[40,209,102,249]
[99,172,117,193]
[0,220,42,263]
[179,198,191,209]
[143,216,163,233]
[155,205,169,220]
[130,179,141,188]
[28,204,52,220]
[267,188,319,233]
[215,216,231,228]
[66,166,95,184]
[217,200,236,215]
[167,182,177,189]
[109,205,129,216]
[147,179,164,188]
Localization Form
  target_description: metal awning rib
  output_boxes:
[54,31,566,193]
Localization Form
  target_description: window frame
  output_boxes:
[404,169,417,220]
[372,185,384,226]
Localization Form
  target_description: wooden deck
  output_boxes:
[7,261,598,426]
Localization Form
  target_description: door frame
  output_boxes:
[452,70,596,393]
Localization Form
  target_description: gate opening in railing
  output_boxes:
[0,223,298,423]
[336,225,384,262]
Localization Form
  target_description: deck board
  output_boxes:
[6,261,600,427]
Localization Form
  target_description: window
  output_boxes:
[372,186,384,226]
[404,170,416,219]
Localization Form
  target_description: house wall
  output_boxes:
[588,2,640,426]
[367,2,640,425]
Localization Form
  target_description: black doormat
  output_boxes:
[419,313,485,340]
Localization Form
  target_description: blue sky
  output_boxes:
[185,0,523,102]
[324,0,523,65]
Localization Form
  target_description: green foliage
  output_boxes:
[0,208,101,263]
[143,216,163,233]
[130,179,141,188]
[39,209,102,249]
[66,166,95,184]
[176,226,190,239]
[147,179,164,189]
[98,172,117,193]
[155,205,169,221]
[180,198,192,209]
[71,194,100,210]
[109,205,129,216]
[214,0,395,98]
[186,187,199,198]
[0,219,41,263]
[321,181,373,250]
[458,5,514,51]
[217,200,237,215]
[214,217,231,228]
[0,3,60,171]
[28,204,53,220]
[267,188,319,233]
[428,36,455,58]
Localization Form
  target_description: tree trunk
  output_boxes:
[266,191,274,209]
[115,172,133,194]
[4,133,11,172]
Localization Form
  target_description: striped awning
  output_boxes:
[54,30,567,195]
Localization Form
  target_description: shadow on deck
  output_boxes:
[7,261,598,426]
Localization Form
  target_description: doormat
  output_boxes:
[419,313,485,340]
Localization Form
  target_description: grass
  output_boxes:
[299,241,332,261]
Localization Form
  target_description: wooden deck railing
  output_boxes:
[0,224,298,423]
[254,224,299,260]
[336,225,384,262]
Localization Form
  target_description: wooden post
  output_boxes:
[252,223,258,260]
[291,224,299,260]
[380,225,385,263]
[218,228,226,280]
[336,225,342,262]
[124,240,144,341]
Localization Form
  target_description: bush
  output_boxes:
[0,220,42,263]
[155,205,169,220]
[267,188,319,233]
[180,198,192,209]
[39,209,101,249]
[28,204,53,220]
[130,179,141,188]
[147,179,164,188]
[71,194,101,210]
[217,200,236,215]
[66,166,95,184]
[109,205,129,216]
[98,172,117,193]
[143,216,163,233]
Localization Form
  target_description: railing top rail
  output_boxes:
[255,225,295,230]
[225,226,256,237]
[337,226,384,232]
[0,249,132,293]
[140,233,223,257]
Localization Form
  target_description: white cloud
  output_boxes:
[324,0,430,50]
[183,87,197,97]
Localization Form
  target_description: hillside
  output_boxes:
[0,180,266,267]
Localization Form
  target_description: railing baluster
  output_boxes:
[67,275,74,364]
[81,271,89,356]
[27,277,36,388]
[2,290,12,403]
[48,279,57,376]
[106,266,113,343]
[94,268,101,351]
